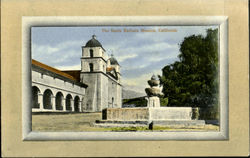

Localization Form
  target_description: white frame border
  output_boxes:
[22,16,228,140]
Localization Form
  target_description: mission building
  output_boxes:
[31,35,122,112]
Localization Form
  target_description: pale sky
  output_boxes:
[32,25,218,94]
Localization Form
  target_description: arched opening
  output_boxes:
[89,63,93,72]
[55,92,64,110]
[43,89,53,109]
[74,96,80,112]
[66,94,72,111]
[90,49,94,57]
[32,86,40,108]
[112,97,114,108]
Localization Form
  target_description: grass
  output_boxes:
[151,124,219,132]
[32,112,219,132]
[109,125,219,132]
[110,126,149,132]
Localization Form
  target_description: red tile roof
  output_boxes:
[106,67,115,72]
[32,59,77,81]
[62,70,81,82]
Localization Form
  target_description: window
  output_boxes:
[89,63,94,72]
[112,97,114,107]
[90,49,94,57]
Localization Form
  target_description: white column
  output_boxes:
[79,101,82,112]
[38,93,43,111]
[62,99,66,111]
[52,96,56,111]
[71,99,75,112]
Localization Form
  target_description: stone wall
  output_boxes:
[32,71,85,95]
[103,108,150,120]
[82,47,108,60]
[81,73,99,112]
[81,72,122,112]
[81,58,107,72]
[102,107,199,121]
[149,107,193,120]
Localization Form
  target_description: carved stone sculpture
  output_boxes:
[145,75,163,107]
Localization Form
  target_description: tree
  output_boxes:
[160,29,219,115]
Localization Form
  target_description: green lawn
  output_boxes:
[32,113,219,132]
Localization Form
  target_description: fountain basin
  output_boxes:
[95,107,205,128]
[102,107,200,121]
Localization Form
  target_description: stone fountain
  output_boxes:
[95,75,205,129]
[145,74,163,108]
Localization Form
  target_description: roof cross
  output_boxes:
[92,35,97,39]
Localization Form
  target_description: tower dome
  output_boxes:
[84,35,103,48]
[109,54,119,65]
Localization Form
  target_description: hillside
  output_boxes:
[122,89,145,99]
[122,97,147,108]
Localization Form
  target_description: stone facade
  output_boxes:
[81,35,122,112]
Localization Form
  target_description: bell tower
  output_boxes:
[81,35,107,74]
[80,35,108,112]
[108,54,121,84]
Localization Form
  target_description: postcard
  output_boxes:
[2,0,249,157]
[21,16,228,141]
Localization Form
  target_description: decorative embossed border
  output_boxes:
[22,16,228,141]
